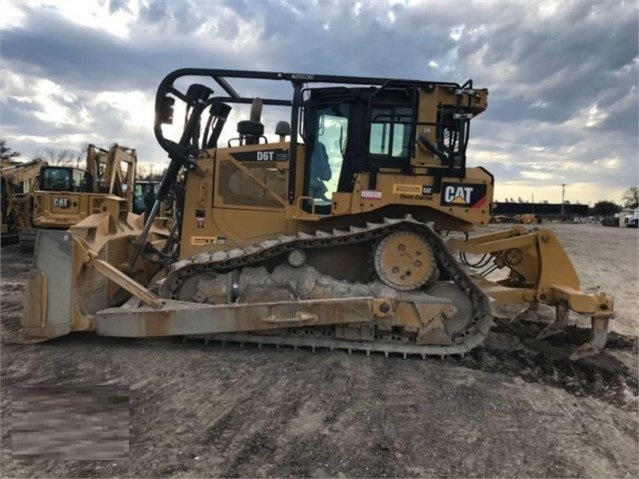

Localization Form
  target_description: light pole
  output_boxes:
[561,184,567,218]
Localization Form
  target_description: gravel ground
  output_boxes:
[1,222,637,478]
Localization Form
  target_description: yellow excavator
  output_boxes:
[18,144,137,251]
[21,69,612,359]
[1,159,47,244]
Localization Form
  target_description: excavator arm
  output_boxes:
[1,159,47,236]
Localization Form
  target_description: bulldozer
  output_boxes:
[21,68,612,359]
[1,159,47,245]
[18,144,137,251]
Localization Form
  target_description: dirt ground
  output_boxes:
[1,223,637,478]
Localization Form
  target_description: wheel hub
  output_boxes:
[373,231,437,290]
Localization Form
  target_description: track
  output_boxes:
[160,216,493,356]
[160,216,639,405]
[18,228,37,252]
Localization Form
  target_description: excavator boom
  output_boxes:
[1,159,46,241]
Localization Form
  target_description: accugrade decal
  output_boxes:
[393,184,421,195]
[440,183,488,208]
[191,236,227,246]
[392,184,433,196]
[230,149,288,162]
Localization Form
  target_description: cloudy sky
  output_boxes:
[1,0,637,204]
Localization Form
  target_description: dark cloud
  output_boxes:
[1,9,150,90]
[1,98,42,129]
[138,0,167,24]
[107,0,128,14]
[0,0,637,201]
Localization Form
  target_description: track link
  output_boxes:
[160,216,493,357]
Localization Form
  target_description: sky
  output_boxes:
[1,0,637,205]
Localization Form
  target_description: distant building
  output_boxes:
[492,202,588,216]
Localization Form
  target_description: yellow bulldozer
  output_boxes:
[17,144,137,251]
[21,69,612,359]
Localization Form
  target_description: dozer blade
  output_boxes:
[22,230,74,341]
[20,208,169,342]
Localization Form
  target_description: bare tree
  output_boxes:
[75,142,90,168]
[42,147,79,166]
[1,139,20,161]
[138,163,164,181]
[622,186,639,209]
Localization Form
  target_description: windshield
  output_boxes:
[307,105,349,202]
[41,168,72,191]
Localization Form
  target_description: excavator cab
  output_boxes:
[18,144,138,251]
[39,166,93,193]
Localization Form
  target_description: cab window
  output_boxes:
[369,106,413,158]
[41,168,72,191]
[307,105,349,202]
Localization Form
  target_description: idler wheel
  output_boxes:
[427,282,473,334]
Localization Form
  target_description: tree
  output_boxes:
[138,163,164,181]
[593,200,622,217]
[0,139,20,161]
[42,147,79,166]
[622,186,639,209]
[75,142,90,168]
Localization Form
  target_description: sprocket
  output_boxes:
[373,231,438,291]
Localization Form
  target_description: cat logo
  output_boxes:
[444,186,474,204]
[53,197,70,208]
[440,183,488,208]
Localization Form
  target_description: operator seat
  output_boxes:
[235,98,264,146]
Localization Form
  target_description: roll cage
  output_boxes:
[153,68,476,205]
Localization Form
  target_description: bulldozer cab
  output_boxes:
[301,86,418,212]
[146,69,490,248]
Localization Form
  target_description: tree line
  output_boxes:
[2,138,637,210]
[1,139,164,181]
